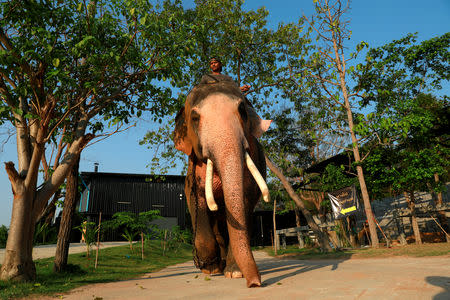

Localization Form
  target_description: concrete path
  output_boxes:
[0,242,129,262]
[40,251,450,300]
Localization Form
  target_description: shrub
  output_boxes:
[0,225,8,247]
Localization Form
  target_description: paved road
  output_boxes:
[0,242,129,262]
[40,251,450,300]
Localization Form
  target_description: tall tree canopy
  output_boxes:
[0,0,192,281]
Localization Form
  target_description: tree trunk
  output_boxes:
[433,173,449,242]
[265,156,333,252]
[294,206,305,248]
[346,216,357,248]
[393,208,407,245]
[342,97,379,247]
[0,190,36,281]
[330,26,380,248]
[0,161,40,281]
[54,156,80,272]
[405,191,422,244]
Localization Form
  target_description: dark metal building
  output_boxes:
[78,172,186,234]
[77,171,304,246]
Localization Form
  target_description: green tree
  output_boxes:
[362,97,449,243]
[263,109,336,251]
[141,0,335,251]
[355,33,450,243]
[104,210,161,251]
[142,0,286,174]
[0,0,192,281]
[282,0,381,247]
[319,164,358,193]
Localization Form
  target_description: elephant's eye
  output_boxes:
[238,101,247,122]
[191,110,200,124]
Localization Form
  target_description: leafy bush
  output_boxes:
[103,210,162,252]
[74,221,99,257]
[0,225,8,247]
[34,222,57,245]
[153,226,192,256]
[171,226,192,244]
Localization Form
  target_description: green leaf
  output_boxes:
[14,108,23,116]
[52,58,60,67]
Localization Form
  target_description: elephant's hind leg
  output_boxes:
[224,245,244,278]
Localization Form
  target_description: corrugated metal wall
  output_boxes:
[80,173,186,229]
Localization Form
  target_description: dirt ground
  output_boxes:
[36,250,450,300]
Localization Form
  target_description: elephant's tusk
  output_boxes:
[205,158,218,211]
[245,152,270,202]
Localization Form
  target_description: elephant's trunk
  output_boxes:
[212,142,261,288]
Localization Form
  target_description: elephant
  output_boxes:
[173,80,271,288]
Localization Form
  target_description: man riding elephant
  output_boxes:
[199,57,270,138]
[200,57,251,93]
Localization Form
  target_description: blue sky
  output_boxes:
[0,0,449,226]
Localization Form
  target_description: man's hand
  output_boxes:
[240,84,250,92]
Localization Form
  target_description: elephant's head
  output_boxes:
[173,81,270,287]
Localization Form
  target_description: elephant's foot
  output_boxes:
[200,260,225,275]
[246,278,261,288]
[224,263,243,278]
[224,270,243,278]
[200,265,223,275]
[224,263,261,287]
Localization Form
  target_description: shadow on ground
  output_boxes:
[426,276,450,300]
[257,255,348,286]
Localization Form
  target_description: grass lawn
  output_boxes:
[0,240,192,299]
[264,242,450,260]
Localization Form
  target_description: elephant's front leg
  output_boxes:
[224,171,261,280]
[223,212,253,279]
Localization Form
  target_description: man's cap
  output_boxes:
[209,57,222,64]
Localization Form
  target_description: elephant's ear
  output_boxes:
[246,101,271,138]
[173,107,193,155]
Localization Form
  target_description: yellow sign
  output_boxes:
[340,206,356,215]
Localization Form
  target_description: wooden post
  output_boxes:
[273,198,278,255]
[373,216,390,247]
[95,212,102,269]
[429,213,450,240]
[141,232,144,260]
[163,230,167,256]
[270,230,274,251]
[259,215,264,247]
